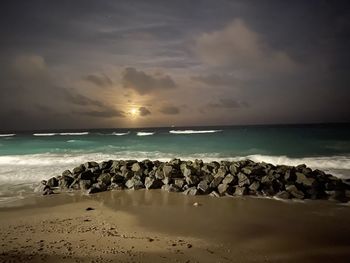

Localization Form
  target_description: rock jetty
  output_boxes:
[38,159,350,202]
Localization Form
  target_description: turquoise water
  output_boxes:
[0,124,350,203]
[1,124,350,157]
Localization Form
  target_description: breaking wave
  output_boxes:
[111,131,130,136]
[0,152,349,183]
[33,133,57,136]
[0,134,16,137]
[59,132,89,136]
[169,130,222,134]
[136,132,155,136]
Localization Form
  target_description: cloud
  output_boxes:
[191,73,242,87]
[62,89,104,107]
[122,67,176,95]
[159,105,180,115]
[84,73,113,87]
[77,107,125,118]
[195,19,296,72]
[208,98,249,109]
[139,106,151,116]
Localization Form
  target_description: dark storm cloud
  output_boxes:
[122,67,176,95]
[84,74,113,87]
[139,107,151,116]
[159,105,180,115]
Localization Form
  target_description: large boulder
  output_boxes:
[295,172,315,187]
[47,177,59,188]
[145,177,163,189]
[237,173,250,187]
[197,180,209,194]
[286,185,304,199]
[72,165,85,175]
[79,180,92,190]
[98,173,112,185]
[183,187,199,196]
[59,175,74,189]
[125,177,144,190]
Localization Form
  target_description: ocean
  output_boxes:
[1,123,350,204]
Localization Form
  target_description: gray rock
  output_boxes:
[197,180,209,194]
[185,175,200,186]
[249,181,260,192]
[47,177,59,188]
[217,184,230,195]
[286,185,304,199]
[209,173,225,188]
[296,173,315,187]
[84,161,99,169]
[87,182,107,194]
[155,169,165,180]
[183,186,199,196]
[234,186,248,196]
[241,167,252,175]
[238,173,250,187]
[79,180,92,190]
[174,178,185,189]
[72,165,85,175]
[181,165,194,177]
[275,191,290,199]
[111,175,125,184]
[209,191,220,197]
[145,177,163,189]
[62,169,73,177]
[163,184,181,192]
[131,162,142,172]
[59,175,74,189]
[98,173,112,185]
[79,170,94,180]
[229,164,238,175]
[163,165,174,178]
[222,174,235,185]
[125,177,144,190]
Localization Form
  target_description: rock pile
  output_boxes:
[39,159,350,202]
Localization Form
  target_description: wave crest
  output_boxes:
[0,134,16,137]
[169,130,222,134]
[59,132,89,136]
[33,133,57,136]
[137,132,155,136]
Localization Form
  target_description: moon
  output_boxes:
[129,108,138,117]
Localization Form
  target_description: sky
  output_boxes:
[0,0,349,131]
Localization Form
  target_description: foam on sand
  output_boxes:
[169,130,222,134]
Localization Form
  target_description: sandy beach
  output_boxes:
[1,190,350,263]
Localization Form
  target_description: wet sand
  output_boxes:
[1,190,350,263]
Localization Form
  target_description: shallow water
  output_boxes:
[1,124,350,204]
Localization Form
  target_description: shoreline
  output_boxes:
[37,158,350,203]
[1,190,350,262]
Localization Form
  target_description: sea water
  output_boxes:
[0,124,350,203]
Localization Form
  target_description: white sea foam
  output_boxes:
[169,130,222,134]
[59,132,89,136]
[33,133,57,136]
[0,134,16,137]
[136,132,155,136]
[112,131,130,136]
[0,153,350,184]
[245,154,350,170]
